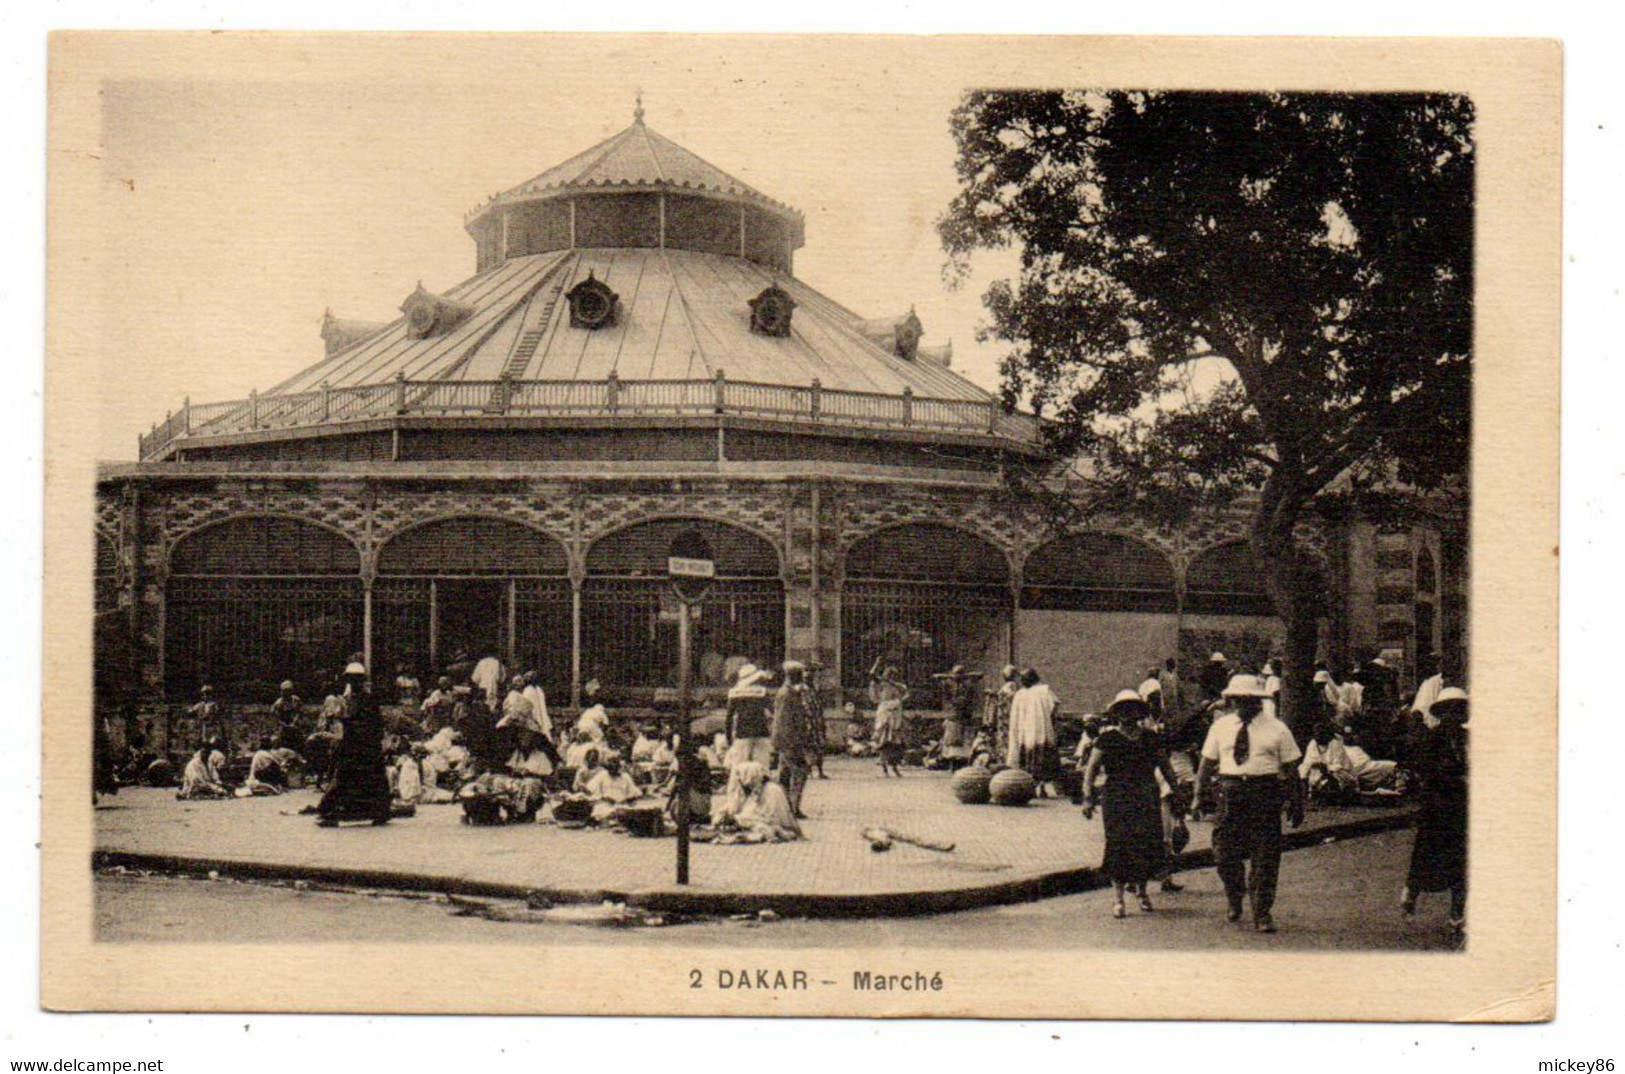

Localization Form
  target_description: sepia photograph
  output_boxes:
[40,33,1559,1020]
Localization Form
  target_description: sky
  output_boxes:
[89,37,1027,460]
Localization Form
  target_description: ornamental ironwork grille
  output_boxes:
[164,517,364,701]
[580,577,784,694]
[513,578,574,698]
[840,523,1012,706]
[165,576,363,702]
[840,583,1011,708]
[1184,540,1277,617]
[375,519,572,687]
[582,518,784,694]
[1021,533,1178,613]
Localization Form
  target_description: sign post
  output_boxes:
[667,531,715,886]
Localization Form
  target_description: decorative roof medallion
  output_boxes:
[399,283,475,340]
[748,285,797,337]
[566,271,620,330]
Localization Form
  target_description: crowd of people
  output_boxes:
[1053,651,1470,937]
[97,641,1469,934]
[108,647,833,845]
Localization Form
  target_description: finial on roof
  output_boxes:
[634,89,645,125]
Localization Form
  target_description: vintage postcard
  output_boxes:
[43,33,1559,1019]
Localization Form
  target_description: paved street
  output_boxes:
[96,828,1459,950]
[96,757,1404,901]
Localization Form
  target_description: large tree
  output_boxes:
[939,91,1472,727]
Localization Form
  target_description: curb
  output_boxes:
[94,808,1416,920]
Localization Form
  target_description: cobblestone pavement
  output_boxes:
[95,757,1404,898]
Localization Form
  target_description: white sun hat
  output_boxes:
[1221,674,1270,699]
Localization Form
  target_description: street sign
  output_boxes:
[667,555,715,579]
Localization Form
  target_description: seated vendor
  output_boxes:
[1300,721,1402,800]
[564,730,598,770]
[506,729,555,779]
[584,753,643,823]
[711,761,801,842]
[239,736,289,795]
[571,748,604,794]
[178,740,229,800]
[631,724,662,764]
[585,753,640,805]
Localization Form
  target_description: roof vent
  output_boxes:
[399,283,475,340]
[748,286,797,337]
[856,308,925,361]
[320,309,388,356]
[567,271,621,330]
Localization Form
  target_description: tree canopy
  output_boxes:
[939,90,1473,718]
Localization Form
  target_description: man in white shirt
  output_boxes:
[1193,674,1305,933]
[1410,653,1445,729]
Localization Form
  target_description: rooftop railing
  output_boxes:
[137,372,1038,460]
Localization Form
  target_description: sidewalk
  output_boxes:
[94,757,1414,917]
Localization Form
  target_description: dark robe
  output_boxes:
[316,689,392,822]
[1406,724,1468,892]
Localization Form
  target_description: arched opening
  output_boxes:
[1022,532,1177,612]
[164,516,362,701]
[374,517,571,693]
[1179,539,1331,679]
[583,518,784,696]
[841,523,1011,706]
[1185,540,1276,617]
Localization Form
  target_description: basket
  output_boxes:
[989,768,1037,806]
[950,766,993,804]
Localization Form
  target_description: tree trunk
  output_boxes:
[1251,466,1319,743]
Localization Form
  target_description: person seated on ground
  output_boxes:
[391,744,424,806]
[711,761,802,843]
[506,728,555,780]
[697,731,728,771]
[420,676,455,735]
[584,753,644,823]
[178,740,229,800]
[411,738,461,804]
[565,730,598,771]
[843,701,876,757]
[575,679,610,743]
[967,730,996,769]
[237,736,289,796]
[631,723,662,765]
[457,767,546,826]
[1300,721,1403,803]
[571,748,604,794]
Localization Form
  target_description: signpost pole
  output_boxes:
[675,596,692,885]
[667,529,714,888]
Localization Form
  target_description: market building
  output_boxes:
[94,105,1466,730]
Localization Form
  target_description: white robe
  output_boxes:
[1007,683,1058,758]
[522,685,551,737]
[471,657,506,701]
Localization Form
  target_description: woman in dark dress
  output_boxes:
[1082,690,1182,918]
[1403,686,1469,934]
[316,663,394,826]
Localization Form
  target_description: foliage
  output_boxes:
[939,91,1474,714]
